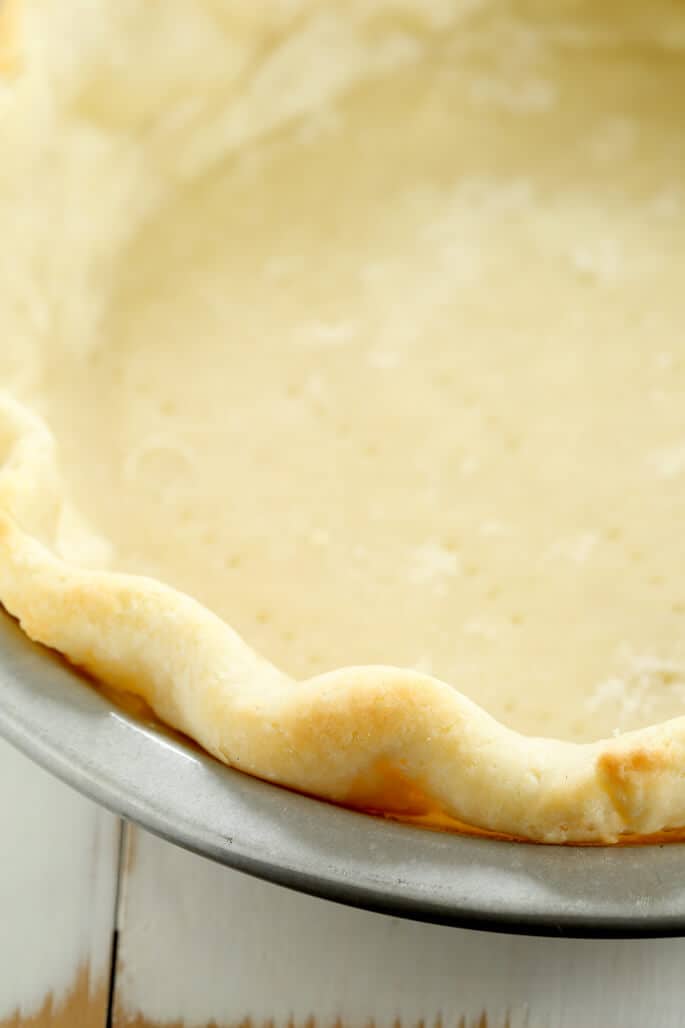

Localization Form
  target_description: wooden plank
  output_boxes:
[114,825,685,1028]
[0,739,120,1028]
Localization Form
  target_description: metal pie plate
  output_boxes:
[0,609,683,938]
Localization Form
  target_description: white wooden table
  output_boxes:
[3,737,685,1028]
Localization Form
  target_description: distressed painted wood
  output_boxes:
[0,739,120,1028]
[3,745,685,1028]
[113,825,685,1028]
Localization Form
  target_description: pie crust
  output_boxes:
[2,0,685,843]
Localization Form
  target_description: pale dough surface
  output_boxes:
[3,0,685,841]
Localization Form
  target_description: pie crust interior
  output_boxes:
[2,0,685,842]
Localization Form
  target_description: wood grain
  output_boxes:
[0,740,119,1027]
[112,825,685,1028]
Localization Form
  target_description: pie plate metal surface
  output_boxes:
[0,609,683,938]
